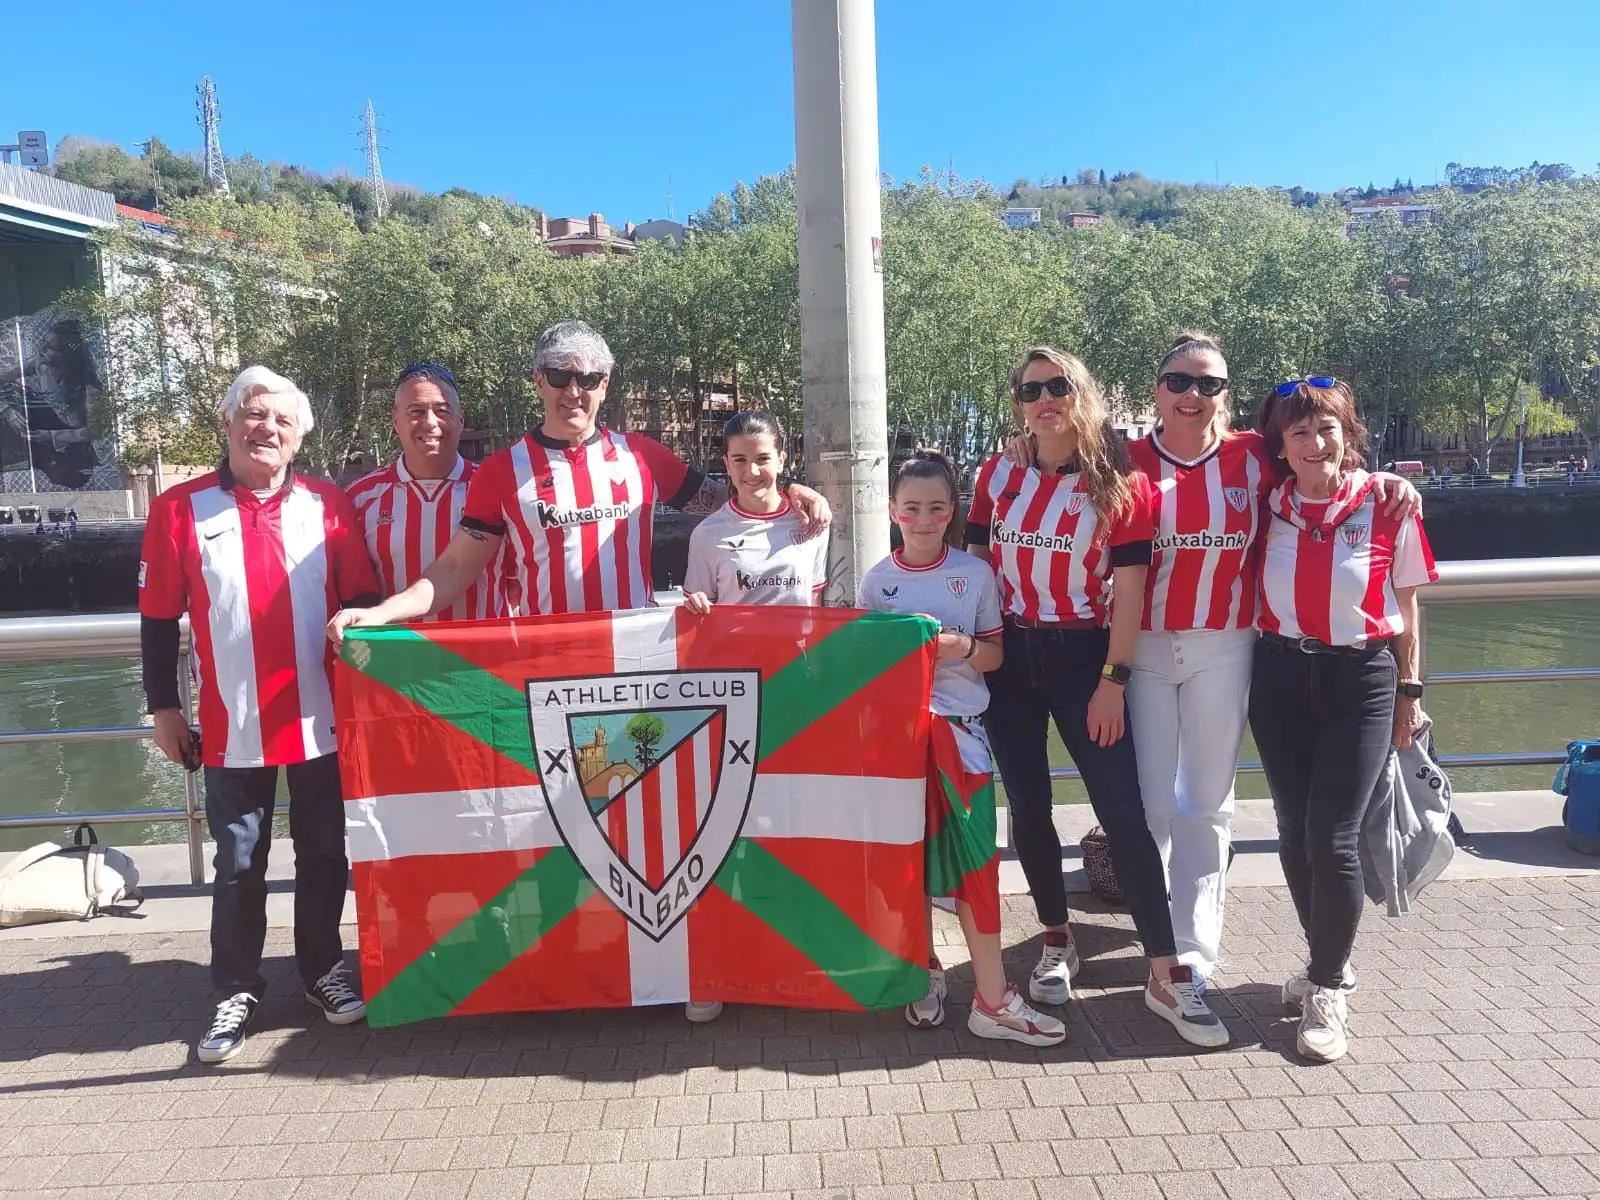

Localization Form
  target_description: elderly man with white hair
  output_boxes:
[139,365,380,1064]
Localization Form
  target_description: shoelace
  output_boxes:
[1306,989,1347,1032]
[1170,978,1213,1020]
[1038,942,1071,970]
[207,995,252,1039]
[317,964,359,1006]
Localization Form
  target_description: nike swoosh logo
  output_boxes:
[203,530,228,540]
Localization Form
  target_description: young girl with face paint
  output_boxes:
[857,452,1064,1046]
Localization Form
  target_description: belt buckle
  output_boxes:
[1297,636,1320,655]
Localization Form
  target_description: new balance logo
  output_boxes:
[534,499,631,529]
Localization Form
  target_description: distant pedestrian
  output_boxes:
[1440,464,1453,488]
[139,365,380,1065]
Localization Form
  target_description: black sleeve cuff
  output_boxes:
[460,514,506,537]
[345,592,382,608]
[664,469,705,511]
[964,520,991,547]
[140,616,183,713]
[1111,539,1154,567]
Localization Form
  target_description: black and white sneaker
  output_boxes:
[306,963,366,1025]
[198,992,259,1064]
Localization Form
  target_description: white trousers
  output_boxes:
[1127,626,1256,976]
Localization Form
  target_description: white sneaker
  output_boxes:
[1145,965,1230,1049]
[1297,986,1350,1062]
[904,967,946,1029]
[1283,961,1358,1011]
[684,1000,724,1023]
[1027,933,1082,1005]
[968,985,1066,1047]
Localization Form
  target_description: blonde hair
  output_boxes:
[1009,345,1133,538]
[1157,330,1231,437]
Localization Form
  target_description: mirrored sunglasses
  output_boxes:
[1275,375,1337,397]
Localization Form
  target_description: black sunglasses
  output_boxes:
[1018,376,1073,403]
[1159,372,1228,398]
[540,366,607,390]
[396,361,457,389]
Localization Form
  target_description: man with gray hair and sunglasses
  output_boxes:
[347,361,507,620]
[328,319,829,632]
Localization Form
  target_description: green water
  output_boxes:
[1,601,1596,849]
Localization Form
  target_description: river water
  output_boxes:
[1,601,1596,850]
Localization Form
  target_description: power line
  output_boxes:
[196,75,229,193]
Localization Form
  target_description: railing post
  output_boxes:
[179,645,205,887]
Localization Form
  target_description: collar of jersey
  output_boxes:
[892,545,949,572]
[729,497,791,521]
[532,425,604,452]
[218,458,294,502]
[395,453,467,485]
[1149,426,1225,470]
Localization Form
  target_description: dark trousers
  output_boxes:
[984,623,1177,958]
[1248,639,1396,990]
[205,752,348,998]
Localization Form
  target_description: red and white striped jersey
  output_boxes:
[461,427,697,615]
[1129,429,1275,632]
[138,466,379,768]
[347,454,505,621]
[965,455,1154,625]
[1257,470,1438,646]
[684,499,829,605]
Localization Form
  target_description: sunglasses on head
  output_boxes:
[1017,376,1073,403]
[396,361,457,389]
[1159,372,1228,398]
[540,366,607,390]
[1275,375,1338,397]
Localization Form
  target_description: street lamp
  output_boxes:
[1512,384,1529,488]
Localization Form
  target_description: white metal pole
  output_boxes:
[792,0,890,606]
[14,321,38,494]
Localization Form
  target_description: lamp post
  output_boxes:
[1512,384,1529,489]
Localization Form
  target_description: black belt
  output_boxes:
[1260,630,1392,658]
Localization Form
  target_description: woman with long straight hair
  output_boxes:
[967,345,1228,1048]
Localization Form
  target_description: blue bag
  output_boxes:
[1553,740,1600,855]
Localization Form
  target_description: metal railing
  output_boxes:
[0,613,206,885]
[1,557,1597,886]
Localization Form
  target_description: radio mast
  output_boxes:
[196,75,229,193]
[361,100,388,220]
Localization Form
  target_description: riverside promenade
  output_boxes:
[2,794,1599,1200]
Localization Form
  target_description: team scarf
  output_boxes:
[335,605,937,1026]
[1267,468,1374,542]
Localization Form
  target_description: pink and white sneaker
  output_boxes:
[968,985,1066,1047]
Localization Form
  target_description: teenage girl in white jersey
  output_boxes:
[680,410,828,1023]
[859,452,1064,1046]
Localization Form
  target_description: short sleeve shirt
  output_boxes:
[683,499,828,605]
[856,546,1003,718]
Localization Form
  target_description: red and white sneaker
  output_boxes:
[968,985,1066,1047]
[1145,964,1230,1049]
[1028,929,1082,1005]
[905,966,946,1029]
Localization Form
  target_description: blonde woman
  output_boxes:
[967,345,1228,1048]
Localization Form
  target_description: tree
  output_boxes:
[625,713,666,769]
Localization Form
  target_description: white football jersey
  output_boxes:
[683,499,829,606]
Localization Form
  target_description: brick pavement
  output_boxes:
[3,876,1599,1199]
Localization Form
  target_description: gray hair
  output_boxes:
[533,320,614,376]
[220,365,314,433]
[393,367,461,412]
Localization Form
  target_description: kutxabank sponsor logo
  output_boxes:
[533,498,633,529]
[736,568,803,591]
[527,670,760,940]
[992,516,1073,553]
[1153,529,1249,552]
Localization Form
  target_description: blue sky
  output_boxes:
[7,1,1596,223]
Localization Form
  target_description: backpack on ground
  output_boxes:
[0,824,143,928]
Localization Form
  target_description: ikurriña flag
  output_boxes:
[335,605,936,1027]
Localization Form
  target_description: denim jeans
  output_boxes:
[983,622,1178,958]
[1248,638,1396,990]
[204,752,348,998]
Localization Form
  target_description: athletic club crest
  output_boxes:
[528,670,760,940]
[1064,494,1085,517]
[1339,523,1369,549]
[1224,487,1249,514]
[947,576,969,598]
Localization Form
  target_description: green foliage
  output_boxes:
[624,713,666,768]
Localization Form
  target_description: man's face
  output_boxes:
[226,388,303,478]
[393,377,463,470]
[534,363,609,441]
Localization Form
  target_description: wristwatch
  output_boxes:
[1397,680,1425,699]
[1101,663,1132,686]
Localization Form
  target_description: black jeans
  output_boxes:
[205,752,348,998]
[984,622,1177,958]
[1248,638,1396,990]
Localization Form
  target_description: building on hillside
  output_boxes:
[1345,196,1435,237]
[632,219,688,247]
[537,212,638,258]
[1000,207,1042,230]
[1060,211,1103,229]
